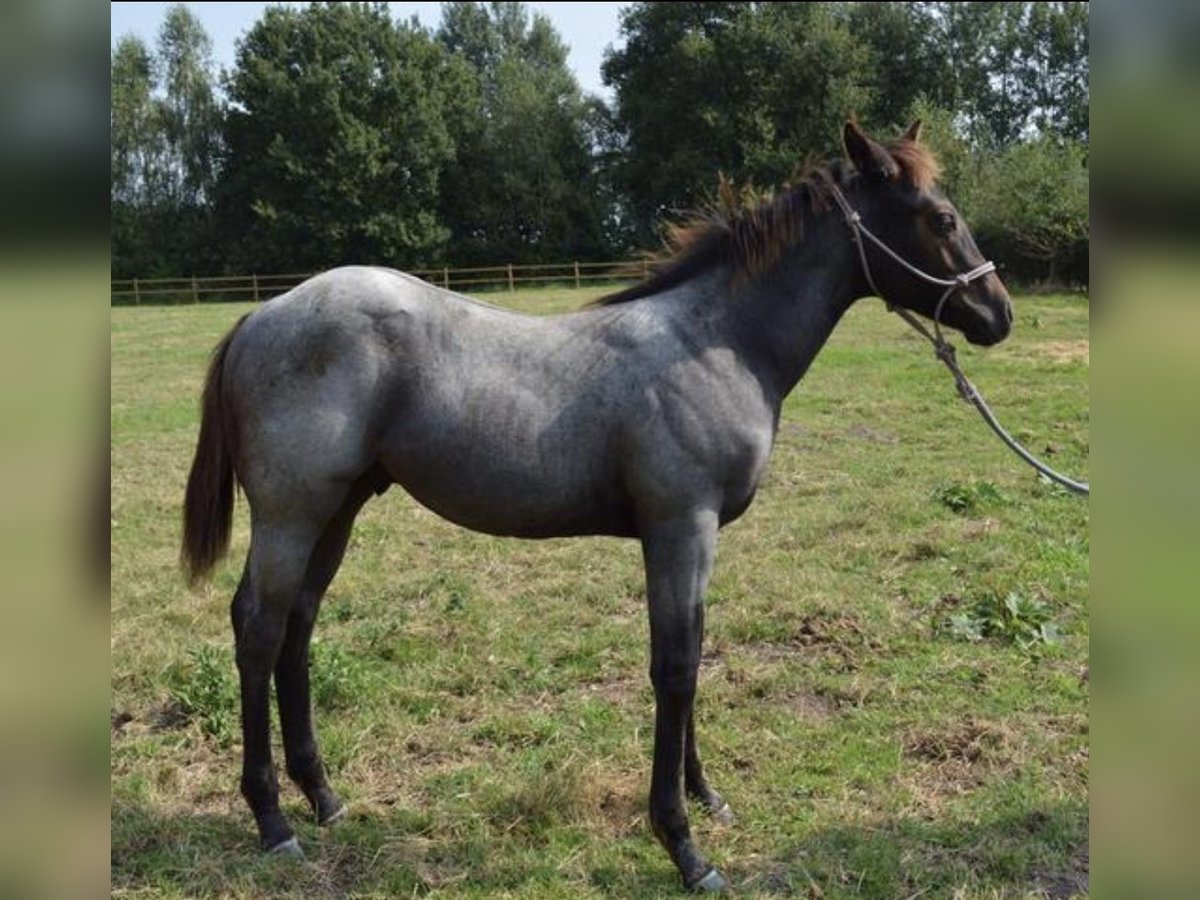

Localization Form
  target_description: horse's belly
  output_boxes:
[378,429,634,539]
[373,316,637,536]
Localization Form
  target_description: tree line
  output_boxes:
[111,1,1088,287]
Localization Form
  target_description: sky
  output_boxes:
[110,2,630,100]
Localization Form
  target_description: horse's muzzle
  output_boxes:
[961,283,1013,347]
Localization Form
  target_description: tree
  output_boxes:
[110,1,1087,285]
[219,2,466,272]
[847,2,942,132]
[157,4,221,208]
[111,6,224,278]
[111,35,161,208]
[581,94,637,255]
[603,2,871,245]
[972,137,1089,285]
[112,35,163,278]
[436,2,607,264]
[1019,1,1089,142]
[918,2,1088,148]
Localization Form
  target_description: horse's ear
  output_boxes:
[843,120,899,180]
[903,119,923,142]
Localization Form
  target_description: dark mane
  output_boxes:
[593,138,941,307]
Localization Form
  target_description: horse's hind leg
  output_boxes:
[275,475,375,827]
[685,711,734,825]
[233,513,330,856]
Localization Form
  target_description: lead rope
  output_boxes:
[827,184,1089,496]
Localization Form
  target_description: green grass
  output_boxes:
[111,286,1089,898]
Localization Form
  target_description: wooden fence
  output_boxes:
[110,260,649,305]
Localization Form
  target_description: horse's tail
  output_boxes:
[181,315,248,585]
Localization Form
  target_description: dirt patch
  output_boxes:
[718,642,856,724]
[346,729,495,810]
[110,700,191,740]
[905,540,944,561]
[745,611,884,674]
[1002,338,1089,365]
[150,699,190,732]
[900,759,989,814]
[581,672,644,706]
[962,517,1000,541]
[1032,845,1089,899]
[784,689,840,723]
[795,611,880,650]
[846,423,899,445]
[776,421,813,442]
[579,766,645,838]
[903,719,1011,765]
[1040,339,1089,364]
[899,718,1021,814]
[734,865,818,896]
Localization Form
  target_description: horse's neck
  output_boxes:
[718,226,860,404]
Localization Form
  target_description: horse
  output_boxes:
[181,121,1012,892]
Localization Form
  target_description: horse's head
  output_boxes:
[842,120,1012,347]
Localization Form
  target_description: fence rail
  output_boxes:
[111,260,650,305]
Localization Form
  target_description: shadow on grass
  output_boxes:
[112,796,1087,898]
[729,802,1088,898]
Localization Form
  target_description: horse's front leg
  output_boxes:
[641,509,728,893]
[683,589,733,825]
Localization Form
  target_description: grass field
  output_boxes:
[111,285,1089,898]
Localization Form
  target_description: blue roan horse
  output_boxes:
[182,122,1011,892]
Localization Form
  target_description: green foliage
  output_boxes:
[436,3,608,264]
[603,2,1089,251]
[942,592,1063,651]
[972,137,1090,287]
[910,95,1089,288]
[914,2,1088,148]
[847,3,938,130]
[310,640,372,711]
[111,2,1089,286]
[111,5,223,278]
[111,35,160,208]
[219,2,466,272]
[157,4,221,207]
[935,480,1007,514]
[1020,1,1089,142]
[167,644,237,746]
[603,2,871,245]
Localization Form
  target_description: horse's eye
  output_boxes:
[933,211,956,236]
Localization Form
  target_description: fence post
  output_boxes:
[507,263,515,292]
[191,275,199,304]
[642,258,649,277]
[443,266,449,289]
[574,260,580,288]
[252,272,260,302]
[133,278,140,306]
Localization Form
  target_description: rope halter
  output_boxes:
[825,182,996,401]
[825,182,1089,496]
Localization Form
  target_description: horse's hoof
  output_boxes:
[711,801,736,827]
[318,803,346,826]
[688,868,730,893]
[267,836,304,858]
